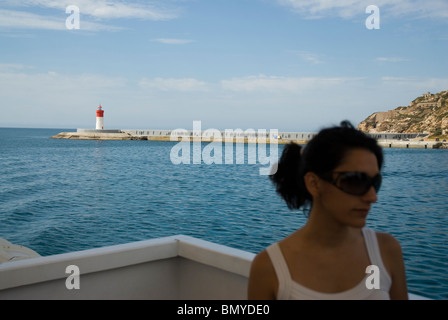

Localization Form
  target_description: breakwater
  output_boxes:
[377,140,447,149]
[51,128,315,145]
[50,129,448,149]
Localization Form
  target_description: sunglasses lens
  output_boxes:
[338,172,381,196]
[373,174,382,193]
[338,172,368,195]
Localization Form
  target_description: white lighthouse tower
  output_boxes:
[96,105,104,130]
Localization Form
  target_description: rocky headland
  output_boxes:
[358,90,448,139]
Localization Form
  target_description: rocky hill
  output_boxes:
[358,90,448,137]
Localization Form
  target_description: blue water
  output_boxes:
[0,128,447,299]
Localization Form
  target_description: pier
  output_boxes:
[51,128,316,145]
[376,140,445,149]
[50,129,448,149]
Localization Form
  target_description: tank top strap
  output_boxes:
[266,242,291,300]
[362,228,392,287]
[362,228,384,269]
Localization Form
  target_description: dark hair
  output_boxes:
[270,120,383,211]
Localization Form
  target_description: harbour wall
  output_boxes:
[77,129,122,134]
[377,140,446,149]
[50,129,447,149]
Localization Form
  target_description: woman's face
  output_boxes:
[317,148,380,228]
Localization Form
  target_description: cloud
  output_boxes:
[297,52,324,64]
[0,70,127,97]
[381,76,448,90]
[139,77,208,92]
[376,57,410,62]
[0,9,120,31]
[276,0,448,19]
[0,63,35,71]
[151,38,195,45]
[276,0,362,19]
[0,69,129,127]
[0,9,66,30]
[0,1,178,31]
[5,0,178,20]
[221,75,361,93]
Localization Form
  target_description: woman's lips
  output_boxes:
[354,208,370,216]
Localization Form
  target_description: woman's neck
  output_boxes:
[299,207,362,248]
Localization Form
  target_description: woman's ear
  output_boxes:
[304,172,320,198]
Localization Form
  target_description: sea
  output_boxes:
[0,127,447,300]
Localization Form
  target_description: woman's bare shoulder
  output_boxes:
[248,249,278,300]
[252,249,271,265]
[375,231,403,254]
[249,249,276,282]
[374,231,409,299]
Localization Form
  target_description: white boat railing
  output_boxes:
[0,235,431,300]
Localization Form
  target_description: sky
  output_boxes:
[0,0,447,132]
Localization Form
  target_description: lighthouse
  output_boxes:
[96,105,104,130]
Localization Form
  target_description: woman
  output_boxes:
[248,121,408,300]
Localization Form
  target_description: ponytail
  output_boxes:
[269,142,311,210]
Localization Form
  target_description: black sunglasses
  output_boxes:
[319,171,382,196]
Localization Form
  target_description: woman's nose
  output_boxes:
[362,185,378,203]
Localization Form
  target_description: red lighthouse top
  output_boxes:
[96,105,104,117]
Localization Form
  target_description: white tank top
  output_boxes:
[266,228,392,300]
